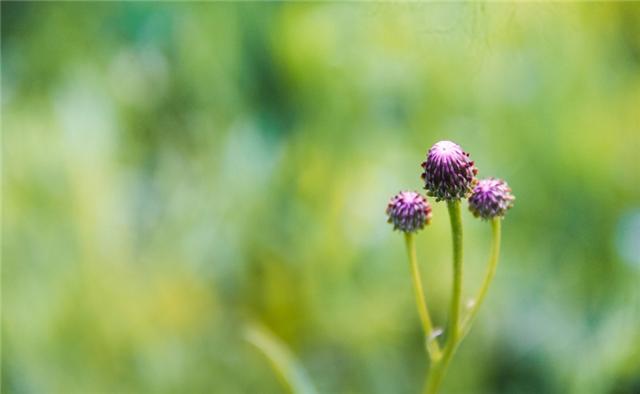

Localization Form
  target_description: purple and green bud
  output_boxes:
[386,191,432,233]
[421,141,478,201]
[468,178,515,219]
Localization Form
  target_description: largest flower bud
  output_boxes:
[421,140,477,201]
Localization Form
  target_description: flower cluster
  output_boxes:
[386,191,432,233]
[385,139,515,392]
[386,140,514,232]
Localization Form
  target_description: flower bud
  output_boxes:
[468,178,515,219]
[386,191,432,233]
[421,141,478,201]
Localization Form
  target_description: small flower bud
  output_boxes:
[468,178,515,219]
[421,141,478,201]
[386,191,432,233]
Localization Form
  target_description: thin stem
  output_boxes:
[405,232,442,361]
[424,200,464,394]
[446,200,464,344]
[460,217,501,340]
[245,322,317,394]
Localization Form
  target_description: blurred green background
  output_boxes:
[2,2,640,393]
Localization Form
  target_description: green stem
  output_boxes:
[446,200,464,344]
[405,233,442,361]
[424,200,464,394]
[460,218,501,340]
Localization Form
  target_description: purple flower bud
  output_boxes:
[386,191,432,233]
[468,178,515,219]
[421,141,478,201]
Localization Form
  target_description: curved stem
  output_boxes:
[424,200,464,394]
[460,218,501,340]
[405,233,442,361]
[245,322,317,394]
